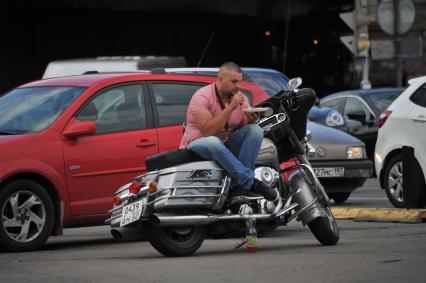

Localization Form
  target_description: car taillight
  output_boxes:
[378,110,392,128]
[129,182,144,194]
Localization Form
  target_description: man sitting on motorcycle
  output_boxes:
[179,62,277,201]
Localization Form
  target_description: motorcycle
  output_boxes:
[106,78,339,257]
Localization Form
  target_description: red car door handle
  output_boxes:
[136,140,156,147]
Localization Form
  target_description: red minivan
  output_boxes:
[0,72,268,251]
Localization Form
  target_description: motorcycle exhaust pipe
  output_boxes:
[111,228,123,241]
[151,214,218,226]
[110,227,148,242]
[150,213,274,227]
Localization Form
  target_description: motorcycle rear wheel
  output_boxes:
[308,206,339,246]
[147,224,206,257]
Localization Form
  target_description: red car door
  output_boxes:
[148,81,206,151]
[62,83,159,216]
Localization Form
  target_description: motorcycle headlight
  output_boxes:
[347,146,365,159]
[325,110,345,127]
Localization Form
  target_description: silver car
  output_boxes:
[306,120,372,203]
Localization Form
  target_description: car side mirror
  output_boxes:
[347,110,367,124]
[63,121,96,139]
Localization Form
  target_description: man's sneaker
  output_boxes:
[250,179,278,201]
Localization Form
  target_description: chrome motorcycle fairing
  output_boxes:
[286,169,326,225]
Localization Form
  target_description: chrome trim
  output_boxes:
[212,176,231,209]
[151,213,274,226]
[273,203,299,217]
[287,196,318,222]
[148,174,229,207]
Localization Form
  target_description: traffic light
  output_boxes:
[340,1,370,57]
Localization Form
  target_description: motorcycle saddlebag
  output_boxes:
[153,161,230,211]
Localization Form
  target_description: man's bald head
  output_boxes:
[217,62,242,97]
[218,62,242,78]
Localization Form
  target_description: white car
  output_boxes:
[375,76,426,208]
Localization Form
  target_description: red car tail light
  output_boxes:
[378,110,392,128]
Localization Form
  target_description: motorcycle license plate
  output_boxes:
[120,200,144,227]
[314,167,345,177]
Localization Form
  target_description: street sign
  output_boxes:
[370,36,422,60]
[400,36,423,57]
[339,12,355,30]
[339,9,370,57]
[371,40,394,60]
[340,35,356,55]
[378,0,415,35]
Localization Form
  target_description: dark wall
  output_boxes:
[0,4,284,91]
[0,1,353,96]
[285,8,354,96]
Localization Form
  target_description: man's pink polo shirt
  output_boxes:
[180,83,250,149]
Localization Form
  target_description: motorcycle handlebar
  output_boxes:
[274,88,316,112]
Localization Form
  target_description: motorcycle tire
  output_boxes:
[308,206,339,246]
[147,224,206,257]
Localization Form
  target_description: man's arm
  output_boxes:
[194,93,244,136]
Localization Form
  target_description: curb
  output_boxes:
[331,207,426,223]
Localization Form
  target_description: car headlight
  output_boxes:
[347,146,365,159]
[325,110,345,127]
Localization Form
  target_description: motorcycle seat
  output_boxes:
[146,149,205,171]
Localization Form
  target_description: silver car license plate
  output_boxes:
[314,167,345,177]
[120,199,144,227]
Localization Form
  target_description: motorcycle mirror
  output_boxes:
[305,129,312,141]
[287,77,302,90]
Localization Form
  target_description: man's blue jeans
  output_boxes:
[188,124,263,190]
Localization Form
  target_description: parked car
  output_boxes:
[42,56,187,79]
[0,72,270,252]
[305,121,372,204]
[375,76,426,208]
[165,67,373,203]
[320,87,405,161]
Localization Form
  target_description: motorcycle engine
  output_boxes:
[228,167,279,215]
[254,167,280,188]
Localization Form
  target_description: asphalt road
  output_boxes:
[1,219,425,283]
[1,178,425,283]
[336,178,393,208]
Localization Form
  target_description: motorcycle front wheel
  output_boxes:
[308,206,340,246]
[147,224,206,257]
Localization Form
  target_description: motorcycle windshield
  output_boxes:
[257,88,316,141]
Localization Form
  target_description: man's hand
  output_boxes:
[245,112,260,124]
[229,92,245,110]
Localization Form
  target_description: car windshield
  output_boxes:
[0,86,86,134]
[244,71,289,96]
[363,89,403,114]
